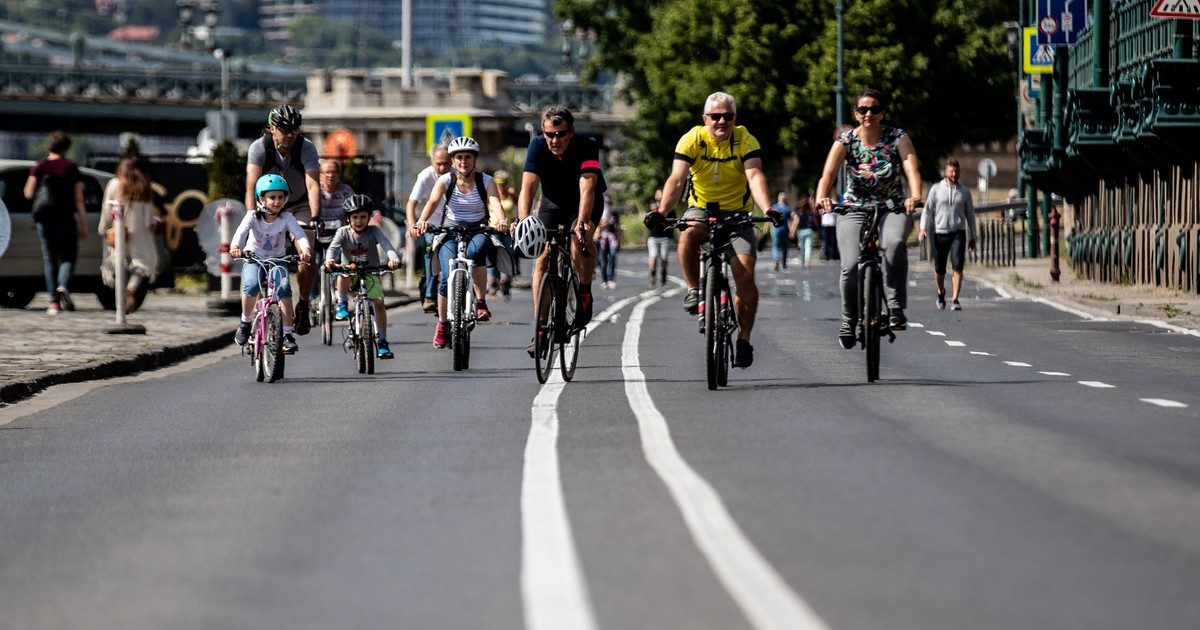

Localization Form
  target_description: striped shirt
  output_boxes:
[438,171,494,224]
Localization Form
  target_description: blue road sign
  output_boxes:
[426,114,472,155]
[1037,0,1086,46]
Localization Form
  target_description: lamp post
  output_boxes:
[214,47,231,139]
[835,0,846,197]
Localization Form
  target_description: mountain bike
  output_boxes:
[300,218,342,346]
[675,209,777,390]
[330,262,391,374]
[531,224,584,384]
[831,200,920,382]
[430,224,499,372]
[240,252,298,383]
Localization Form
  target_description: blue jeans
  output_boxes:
[770,227,790,264]
[599,241,618,283]
[437,232,489,295]
[419,232,436,300]
[35,219,78,296]
[242,263,292,298]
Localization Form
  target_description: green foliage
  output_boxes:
[557,0,1015,203]
[206,139,245,201]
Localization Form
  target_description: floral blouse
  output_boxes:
[838,125,907,206]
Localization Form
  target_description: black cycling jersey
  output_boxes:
[524,134,607,218]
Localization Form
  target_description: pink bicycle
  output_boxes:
[240,252,298,383]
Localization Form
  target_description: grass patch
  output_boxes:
[171,271,210,295]
[1160,304,1192,319]
[1079,293,1116,302]
[1013,274,1044,290]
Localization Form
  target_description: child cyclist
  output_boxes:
[230,174,314,353]
[325,194,402,359]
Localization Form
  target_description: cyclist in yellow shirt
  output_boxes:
[649,92,778,368]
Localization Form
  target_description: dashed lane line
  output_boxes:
[1004,361,1033,367]
[945,341,966,347]
[621,293,830,630]
[1079,381,1116,389]
[1038,371,1072,376]
[521,293,643,630]
[1140,398,1189,408]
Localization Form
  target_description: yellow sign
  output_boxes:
[1023,26,1054,74]
[426,115,472,155]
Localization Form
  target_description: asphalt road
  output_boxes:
[2,252,1198,630]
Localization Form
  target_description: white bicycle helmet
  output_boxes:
[447,136,480,156]
[513,215,547,258]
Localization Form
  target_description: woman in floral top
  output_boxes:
[815,89,923,349]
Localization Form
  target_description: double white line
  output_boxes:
[521,288,829,630]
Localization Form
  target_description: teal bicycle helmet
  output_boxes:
[255,173,290,198]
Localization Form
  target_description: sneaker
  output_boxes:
[377,340,394,359]
[335,301,349,321]
[294,299,311,335]
[936,292,946,310]
[889,309,908,331]
[682,288,700,315]
[575,291,593,328]
[951,299,962,311]
[282,334,298,354]
[838,319,856,350]
[733,338,754,368]
[422,299,438,314]
[526,329,547,359]
[433,321,448,349]
[46,301,61,315]
[234,320,252,346]
[56,287,75,312]
[475,299,492,321]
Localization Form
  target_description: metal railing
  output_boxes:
[1110,0,1174,81]
[508,81,614,114]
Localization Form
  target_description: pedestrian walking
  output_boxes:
[645,188,675,288]
[820,204,839,261]
[597,194,620,289]
[793,193,819,269]
[406,144,452,313]
[769,192,793,271]
[99,156,161,313]
[919,157,976,311]
[487,169,517,300]
[24,130,87,314]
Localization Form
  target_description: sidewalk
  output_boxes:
[0,289,417,405]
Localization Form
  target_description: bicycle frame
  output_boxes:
[331,264,389,374]
[430,224,496,372]
[532,224,582,383]
[241,252,297,383]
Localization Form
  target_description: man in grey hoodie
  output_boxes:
[919,158,976,310]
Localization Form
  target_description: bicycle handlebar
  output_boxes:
[327,262,394,275]
[827,201,924,215]
[426,225,501,237]
[238,252,301,266]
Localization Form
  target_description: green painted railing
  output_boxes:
[1110,0,1173,79]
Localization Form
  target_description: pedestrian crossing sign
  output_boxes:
[426,114,472,155]
[1151,0,1200,19]
[1023,26,1054,74]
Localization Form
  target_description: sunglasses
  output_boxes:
[543,130,571,139]
[705,112,735,122]
[856,105,885,115]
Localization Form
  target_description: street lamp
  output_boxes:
[214,47,231,139]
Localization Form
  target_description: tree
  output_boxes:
[557,0,1015,198]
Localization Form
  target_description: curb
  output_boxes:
[0,327,235,406]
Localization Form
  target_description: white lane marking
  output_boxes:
[522,295,640,630]
[1079,381,1116,388]
[1004,361,1032,367]
[908,322,925,329]
[1030,297,1110,321]
[974,276,1013,299]
[621,296,829,630]
[1133,319,1200,338]
[926,331,946,337]
[1038,371,1071,376]
[0,346,237,427]
[970,351,994,356]
[1140,398,1189,408]
[945,341,966,347]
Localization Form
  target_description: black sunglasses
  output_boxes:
[855,105,885,115]
[705,112,735,122]
[543,130,572,139]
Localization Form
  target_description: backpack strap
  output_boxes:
[440,171,488,225]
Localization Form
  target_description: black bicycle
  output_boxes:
[831,200,919,382]
[531,224,584,384]
[329,263,390,374]
[299,218,343,346]
[673,210,776,390]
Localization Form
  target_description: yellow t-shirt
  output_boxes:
[673,125,763,212]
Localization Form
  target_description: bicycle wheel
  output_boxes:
[264,302,285,383]
[864,266,882,382]
[321,271,334,346]
[364,302,376,375]
[355,302,367,374]
[451,268,469,371]
[704,267,720,390]
[533,270,557,384]
[253,319,266,383]
[559,267,580,381]
[717,289,731,387]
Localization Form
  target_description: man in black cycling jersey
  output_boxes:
[517,105,607,331]
[245,104,321,334]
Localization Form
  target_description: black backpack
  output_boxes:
[440,171,488,225]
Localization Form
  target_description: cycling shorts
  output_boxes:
[682,208,757,258]
[537,190,604,231]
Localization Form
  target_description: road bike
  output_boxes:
[530,224,586,384]
[299,218,342,346]
[239,252,298,383]
[831,200,920,382]
[429,224,500,372]
[675,209,776,390]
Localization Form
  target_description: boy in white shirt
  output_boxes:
[230,174,313,353]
